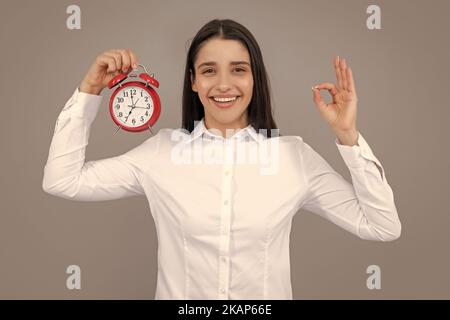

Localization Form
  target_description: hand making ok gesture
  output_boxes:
[312,56,359,145]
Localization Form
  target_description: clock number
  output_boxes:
[130,89,136,96]
[140,116,144,122]
[118,112,123,117]
[117,97,124,103]
[115,104,120,109]
[147,103,151,108]
[145,111,149,116]
[132,118,136,124]
[145,96,148,102]
[123,91,128,97]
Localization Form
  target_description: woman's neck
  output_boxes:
[204,114,249,138]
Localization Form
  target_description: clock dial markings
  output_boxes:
[114,86,154,127]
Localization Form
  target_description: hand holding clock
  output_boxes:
[79,49,140,96]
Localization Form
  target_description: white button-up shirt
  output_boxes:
[43,88,401,300]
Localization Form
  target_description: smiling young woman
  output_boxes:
[182,19,278,138]
[43,18,401,301]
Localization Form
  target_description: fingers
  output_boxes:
[334,56,354,92]
[118,50,131,72]
[334,56,344,90]
[311,84,332,110]
[119,49,139,71]
[128,50,139,69]
[346,66,356,93]
[96,54,117,73]
[103,53,121,73]
[312,86,325,108]
[103,49,139,73]
[340,57,348,91]
[312,82,338,96]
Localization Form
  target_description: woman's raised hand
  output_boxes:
[79,49,140,95]
[312,56,358,133]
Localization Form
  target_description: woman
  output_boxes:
[43,19,401,299]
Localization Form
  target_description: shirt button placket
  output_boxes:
[218,139,233,299]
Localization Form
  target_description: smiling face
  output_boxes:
[191,38,254,137]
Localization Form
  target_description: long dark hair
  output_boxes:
[182,19,278,137]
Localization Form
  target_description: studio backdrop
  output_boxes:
[0,0,449,299]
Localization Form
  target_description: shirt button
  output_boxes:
[224,171,230,176]
[224,200,229,206]
[219,288,225,294]
[220,256,227,262]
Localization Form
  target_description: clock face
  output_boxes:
[112,86,154,128]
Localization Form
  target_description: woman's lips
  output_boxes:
[210,97,240,109]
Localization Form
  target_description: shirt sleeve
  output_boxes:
[298,132,401,241]
[42,87,158,202]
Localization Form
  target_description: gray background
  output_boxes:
[0,0,449,299]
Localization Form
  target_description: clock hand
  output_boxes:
[126,106,148,109]
[125,94,135,123]
[125,98,141,122]
[125,109,133,122]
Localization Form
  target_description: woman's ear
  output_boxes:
[190,69,197,92]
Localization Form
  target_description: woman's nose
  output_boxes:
[216,72,232,89]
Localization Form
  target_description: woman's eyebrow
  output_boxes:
[197,61,250,69]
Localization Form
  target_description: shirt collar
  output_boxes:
[185,117,265,145]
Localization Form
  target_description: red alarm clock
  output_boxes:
[107,64,161,134]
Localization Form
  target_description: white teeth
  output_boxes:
[213,96,237,102]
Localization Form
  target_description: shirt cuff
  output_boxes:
[335,132,384,173]
[68,87,103,124]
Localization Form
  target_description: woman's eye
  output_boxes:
[202,68,246,74]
